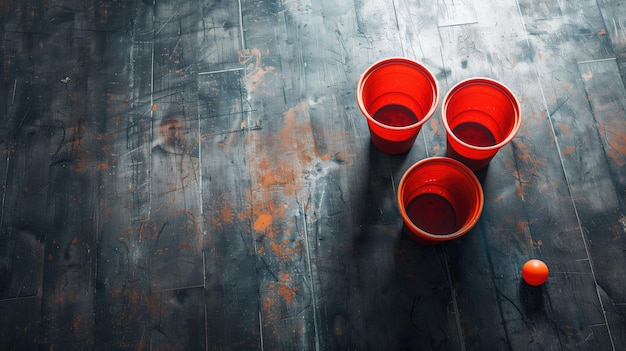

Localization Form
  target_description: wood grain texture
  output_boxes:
[0,0,625,350]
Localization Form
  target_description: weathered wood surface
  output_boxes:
[0,0,625,349]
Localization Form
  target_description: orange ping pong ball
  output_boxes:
[522,259,549,286]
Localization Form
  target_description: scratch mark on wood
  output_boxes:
[198,67,245,75]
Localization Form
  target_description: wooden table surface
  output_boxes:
[1,0,625,350]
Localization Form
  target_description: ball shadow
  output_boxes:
[518,279,546,314]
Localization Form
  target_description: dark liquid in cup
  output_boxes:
[373,105,418,127]
[452,122,497,147]
[406,194,456,235]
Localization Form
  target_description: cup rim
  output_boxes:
[441,77,522,151]
[357,57,440,132]
[397,157,484,241]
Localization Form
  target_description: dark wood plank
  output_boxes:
[0,125,46,300]
[597,0,626,85]
[0,123,43,350]
[519,1,624,349]
[576,58,626,349]
[147,288,206,350]
[93,1,160,348]
[237,1,329,349]
[435,0,613,349]
[438,0,478,27]
[198,69,262,349]
[276,2,373,349]
[148,0,204,293]
[1,0,626,350]
[94,1,209,348]
[434,8,539,351]
[291,0,465,349]
[41,163,97,350]
[198,0,244,70]
[0,297,41,349]
[0,2,117,348]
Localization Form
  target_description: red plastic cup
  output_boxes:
[441,78,521,170]
[397,157,484,244]
[357,58,439,154]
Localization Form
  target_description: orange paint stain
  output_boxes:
[262,295,273,315]
[258,157,271,171]
[277,283,297,304]
[144,293,160,315]
[179,242,193,250]
[220,205,234,224]
[516,182,524,199]
[514,142,536,165]
[512,141,547,184]
[239,48,276,94]
[517,221,527,234]
[272,239,302,261]
[609,149,625,167]
[280,271,291,282]
[206,193,241,232]
[254,213,273,233]
[559,124,572,137]
[247,102,328,203]
[110,288,122,298]
[503,213,514,223]
[237,211,251,221]
[262,277,299,325]
[258,162,293,189]
[598,119,626,167]
[562,146,576,155]
[69,152,88,173]
[244,99,341,324]
[270,241,286,260]
[72,314,83,332]
[430,117,439,135]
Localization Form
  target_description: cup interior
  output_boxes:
[398,157,483,241]
[443,78,521,150]
[358,58,439,136]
